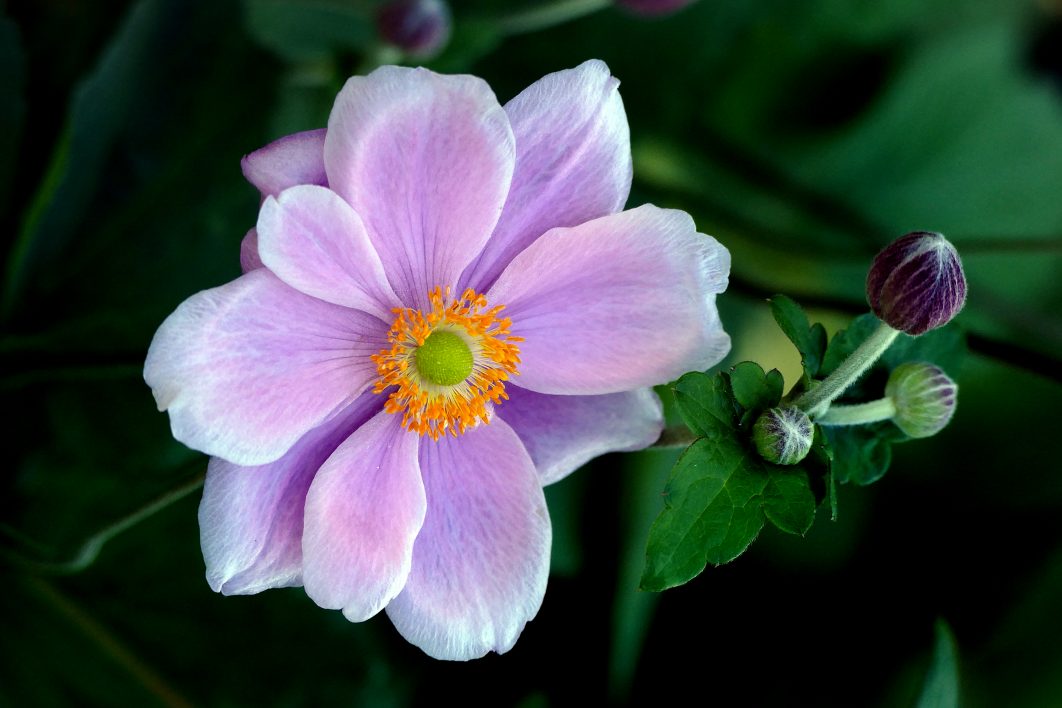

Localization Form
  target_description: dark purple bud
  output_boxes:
[376,0,451,58]
[885,363,957,438]
[616,0,698,16]
[752,406,813,466]
[866,231,967,335]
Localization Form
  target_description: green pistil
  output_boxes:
[414,330,474,386]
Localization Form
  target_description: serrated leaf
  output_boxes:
[729,361,783,414]
[671,371,736,439]
[823,425,893,486]
[770,295,827,378]
[640,437,767,591]
[762,468,816,535]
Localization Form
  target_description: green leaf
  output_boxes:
[769,295,827,378]
[640,437,767,591]
[728,361,783,415]
[823,424,893,486]
[762,468,816,536]
[883,323,967,376]
[820,313,879,377]
[671,371,736,439]
[916,619,961,708]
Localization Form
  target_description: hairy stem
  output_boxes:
[817,397,896,426]
[795,321,900,417]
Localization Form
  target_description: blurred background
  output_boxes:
[2,0,1061,705]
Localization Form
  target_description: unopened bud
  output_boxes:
[616,0,698,16]
[885,362,957,438]
[376,0,451,58]
[866,231,967,335]
[752,406,813,466]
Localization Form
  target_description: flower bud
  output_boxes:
[616,0,698,16]
[866,231,966,335]
[752,406,813,466]
[885,362,957,438]
[376,0,451,58]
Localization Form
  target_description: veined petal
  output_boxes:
[199,393,381,595]
[257,185,402,319]
[302,411,425,622]
[461,59,631,292]
[144,269,387,466]
[386,418,550,661]
[497,386,663,485]
[487,204,731,395]
[241,128,327,197]
[324,66,515,309]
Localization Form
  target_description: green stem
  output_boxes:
[7,470,205,575]
[817,397,896,426]
[494,0,611,35]
[795,321,900,417]
[650,424,697,448]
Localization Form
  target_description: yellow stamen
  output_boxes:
[371,286,523,440]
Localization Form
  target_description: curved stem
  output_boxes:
[5,470,205,575]
[494,0,611,35]
[794,321,900,417]
[817,397,896,426]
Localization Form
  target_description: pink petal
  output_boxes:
[461,59,632,292]
[241,128,327,197]
[144,269,388,466]
[487,204,731,395]
[497,386,663,485]
[199,393,381,595]
[257,185,401,320]
[302,411,425,622]
[240,228,264,273]
[324,66,515,308]
[386,418,550,660]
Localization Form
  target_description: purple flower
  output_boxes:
[866,231,967,336]
[144,61,730,660]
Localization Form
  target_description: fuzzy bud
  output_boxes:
[376,0,451,58]
[752,406,813,466]
[616,0,698,16]
[885,362,957,438]
[866,231,967,335]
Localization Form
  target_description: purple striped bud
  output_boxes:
[376,0,451,58]
[752,406,813,466]
[866,231,967,335]
[616,0,698,16]
[885,363,957,438]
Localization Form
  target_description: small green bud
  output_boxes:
[885,362,957,438]
[752,406,813,466]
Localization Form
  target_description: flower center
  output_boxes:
[371,287,522,440]
[414,330,474,386]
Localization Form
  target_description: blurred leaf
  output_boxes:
[3,0,180,317]
[916,619,961,708]
[243,0,374,61]
[0,16,25,219]
[770,295,827,379]
[671,370,737,439]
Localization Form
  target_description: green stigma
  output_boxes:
[414,330,474,386]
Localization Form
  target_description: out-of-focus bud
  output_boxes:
[885,362,958,438]
[752,406,813,466]
[615,0,698,16]
[866,231,967,336]
[376,0,452,58]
